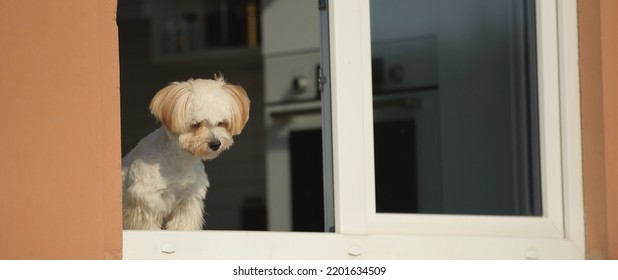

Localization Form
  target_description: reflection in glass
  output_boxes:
[371,0,541,216]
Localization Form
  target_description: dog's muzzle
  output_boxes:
[208,139,221,151]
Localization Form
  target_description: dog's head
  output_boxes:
[149,75,250,160]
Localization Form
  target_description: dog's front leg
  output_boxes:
[165,193,206,230]
[122,185,169,230]
[122,203,166,230]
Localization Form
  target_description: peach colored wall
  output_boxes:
[579,0,618,260]
[0,1,122,259]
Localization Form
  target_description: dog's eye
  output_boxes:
[191,122,201,129]
[217,122,228,128]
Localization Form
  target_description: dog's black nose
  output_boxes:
[208,139,221,151]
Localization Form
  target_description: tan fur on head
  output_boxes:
[222,83,250,135]
[149,75,250,135]
[149,82,191,133]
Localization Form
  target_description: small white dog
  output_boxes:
[122,75,250,230]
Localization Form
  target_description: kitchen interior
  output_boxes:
[118,0,540,232]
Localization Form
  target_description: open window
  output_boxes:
[121,0,584,259]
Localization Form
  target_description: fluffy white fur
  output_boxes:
[122,76,250,230]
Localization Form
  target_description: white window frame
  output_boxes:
[123,0,584,259]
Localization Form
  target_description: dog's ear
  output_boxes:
[222,83,250,135]
[150,82,190,133]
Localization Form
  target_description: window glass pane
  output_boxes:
[371,0,541,215]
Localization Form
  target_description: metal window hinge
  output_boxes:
[317,65,328,94]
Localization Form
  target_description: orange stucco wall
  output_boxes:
[0,1,122,259]
[579,0,618,260]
